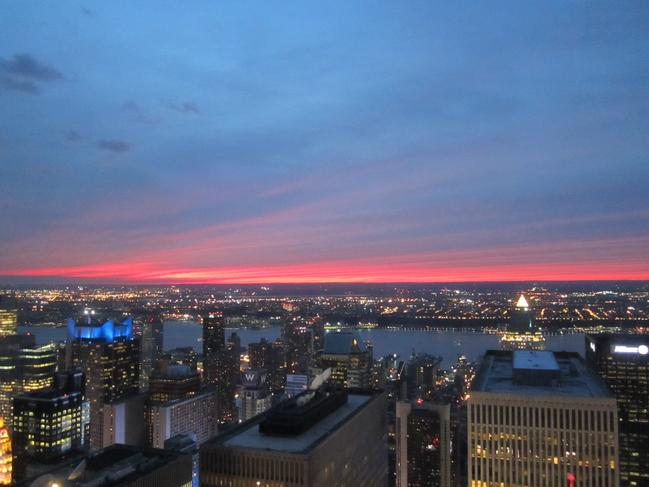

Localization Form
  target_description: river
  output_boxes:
[18,321,585,368]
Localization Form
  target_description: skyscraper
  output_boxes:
[147,391,217,449]
[586,334,649,487]
[238,368,272,422]
[396,400,451,487]
[202,312,237,423]
[0,335,57,425]
[0,310,17,338]
[64,314,140,451]
[468,350,619,487]
[149,364,201,403]
[248,338,285,393]
[11,371,89,482]
[200,388,388,486]
[283,320,313,375]
[501,293,545,350]
[138,315,164,391]
[316,331,372,388]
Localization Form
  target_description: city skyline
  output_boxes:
[2,2,649,284]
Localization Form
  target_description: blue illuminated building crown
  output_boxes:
[67,316,133,342]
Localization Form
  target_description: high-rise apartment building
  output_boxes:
[11,371,89,482]
[200,388,387,486]
[586,334,649,487]
[468,350,619,487]
[317,331,372,388]
[64,315,140,451]
[0,335,57,424]
[396,400,451,487]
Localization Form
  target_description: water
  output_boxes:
[19,321,585,368]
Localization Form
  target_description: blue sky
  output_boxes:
[1,1,648,282]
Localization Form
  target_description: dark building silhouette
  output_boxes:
[202,312,237,422]
[586,334,649,487]
[137,315,164,390]
[248,338,285,393]
[396,400,451,487]
[19,444,193,487]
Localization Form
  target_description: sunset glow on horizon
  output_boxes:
[1,3,648,284]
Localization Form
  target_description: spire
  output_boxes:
[516,294,529,309]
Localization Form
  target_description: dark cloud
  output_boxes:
[65,130,83,142]
[163,100,200,114]
[0,77,40,95]
[97,139,131,153]
[122,100,160,124]
[0,54,62,81]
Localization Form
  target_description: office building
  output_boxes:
[0,417,10,485]
[147,391,217,449]
[149,364,201,403]
[468,350,619,487]
[203,312,237,422]
[501,294,545,350]
[64,315,140,451]
[0,310,17,338]
[137,315,164,390]
[317,331,372,388]
[283,321,313,375]
[22,444,193,487]
[0,335,57,425]
[200,388,388,486]
[11,372,89,482]
[406,355,441,401]
[396,400,451,487]
[239,369,272,422]
[248,338,285,393]
[586,334,649,487]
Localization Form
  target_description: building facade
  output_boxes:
[468,350,619,487]
[200,389,388,487]
[396,400,451,487]
[0,335,57,425]
[11,372,89,482]
[148,391,217,449]
[203,312,237,422]
[317,331,372,389]
[586,334,649,487]
[239,369,272,422]
[64,315,140,450]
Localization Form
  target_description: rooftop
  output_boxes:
[212,391,377,454]
[472,350,611,398]
[322,331,366,355]
[513,350,559,372]
[19,444,189,487]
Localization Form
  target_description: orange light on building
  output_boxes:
[0,417,11,485]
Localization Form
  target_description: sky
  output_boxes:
[1,1,648,284]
